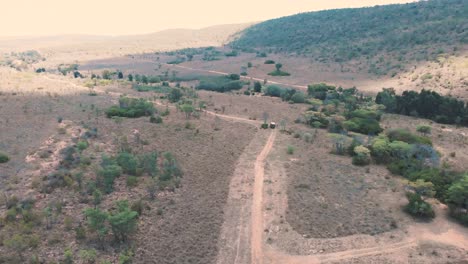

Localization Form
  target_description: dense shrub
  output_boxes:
[416,125,432,135]
[446,175,468,218]
[290,92,306,104]
[303,112,329,128]
[387,129,432,145]
[117,152,139,176]
[343,117,382,135]
[76,141,88,151]
[150,115,163,124]
[264,85,283,97]
[228,74,240,80]
[307,83,336,100]
[105,97,154,118]
[352,146,371,166]
[346,109,382,121]
[264,60,275,64]
[0,152,10,163]
[404,192,435,219]
[97,164,122,194]
[370,135,391,163]
[196,76,243,92]
[168,88,183,102]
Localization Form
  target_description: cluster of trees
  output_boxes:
[196,75,244,92]
[264,85,306,103]
[376,88,468,126]
[105,97,155,118]
[84,200,138,244]
[343,109,383,135]
[94,151,181,195]
[231,0,466,75]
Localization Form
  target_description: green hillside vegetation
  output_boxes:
[231,0,467,75]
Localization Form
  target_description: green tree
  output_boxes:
[128,74,133,82]
[447,175,468,209]
[254,81,262,93]
[108,200,138,242]
[275,63,283,72]
[84,208,108,245]
[168,88,183,103]
[93,189,103,207]
[404,192,435,218]
[117,152,138,175]
[180,104,194,119]
[141,75,148,84]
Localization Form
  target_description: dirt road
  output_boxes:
[251,131,277,264]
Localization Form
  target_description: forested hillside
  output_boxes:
[231,0,467,75]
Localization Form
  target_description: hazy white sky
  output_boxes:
[1,0,415,36]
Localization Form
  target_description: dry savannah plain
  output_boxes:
[0,0,468,263]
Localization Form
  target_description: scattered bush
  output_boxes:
[0,152,10,163]
[416,125,432,135]
[150,115,163,124]
[126,176,138,188]
[79,249,97,264]
[117,153,138,176]
[287,145,295,155]
[76,141,88,151]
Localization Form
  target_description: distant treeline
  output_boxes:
[376,88,468,126]
[231,0,467,75]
